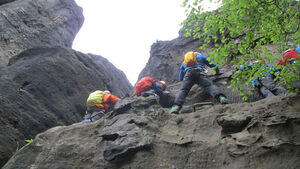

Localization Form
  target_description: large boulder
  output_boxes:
[3,93,300,169]
[0,0,84,66]
[0,47,132,167]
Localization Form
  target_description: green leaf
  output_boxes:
[181,0,299,96]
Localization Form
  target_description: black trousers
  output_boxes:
[141,89,175,108]
[174,68,225,106]
[259,76,287,98]
[158,91,175,108]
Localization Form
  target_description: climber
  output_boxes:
[240,60,287,98]
[277,46,300,66]
[81,90,120,123]
[169,51,228,114]
[276,45,300,89]
[135,77,174,107]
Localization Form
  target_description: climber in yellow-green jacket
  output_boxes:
[81,90,120,123]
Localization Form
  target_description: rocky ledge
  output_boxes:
[3,94,300,169]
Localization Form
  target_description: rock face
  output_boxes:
[139,37,201,85]
[1,0,298,168]
[0,47,132,167]
[138,17,213,86]
[139,36,263,104]
[3,94,300,169]
[0,0,83,66]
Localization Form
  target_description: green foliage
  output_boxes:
[181,0,300,98]
[25,138,33,143]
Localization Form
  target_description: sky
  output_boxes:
[72,0,219,85]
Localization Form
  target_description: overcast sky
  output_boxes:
[72,0,219,85]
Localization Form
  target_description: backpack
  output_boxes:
[135,77,155,95]
[86,90,105,108]
[184,51,198,67]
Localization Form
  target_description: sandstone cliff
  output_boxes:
[3,94,300,169]
[0,47,132,167]
[1,0,300,168]
[0,0,132,167]
[0,0,84,66]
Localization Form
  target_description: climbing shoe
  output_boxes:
[219,96,229,104]
[169,105,181,114]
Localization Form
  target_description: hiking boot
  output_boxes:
[219,96,229,104]
[169,105,181,114]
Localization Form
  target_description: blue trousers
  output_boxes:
[81,108,105,123]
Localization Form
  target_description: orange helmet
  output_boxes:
[159,81,167,91]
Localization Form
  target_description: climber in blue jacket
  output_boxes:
[170,51,228,114]
[239,60,287,98]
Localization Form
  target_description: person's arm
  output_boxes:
[179,62,185,81]
[152,82,164,97]
[196,54,219,74]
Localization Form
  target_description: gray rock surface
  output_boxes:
[0,0,83,66]
[0,47,132,167]
[139,37,202,85]
[138,36,264,104]
[100,113,150,161]
[3,94,300,169]
[1,0,298,168]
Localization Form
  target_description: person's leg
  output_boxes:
[82,107,105,123]
[80,113,92,123]
[90,111,104,122]
[174,70,195,106]
[272,85,287,96]
[159,91,175,108]
[259,76,277,98]
[196,75,228,103]
[259,86,275,98]
[170,70,195,113]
